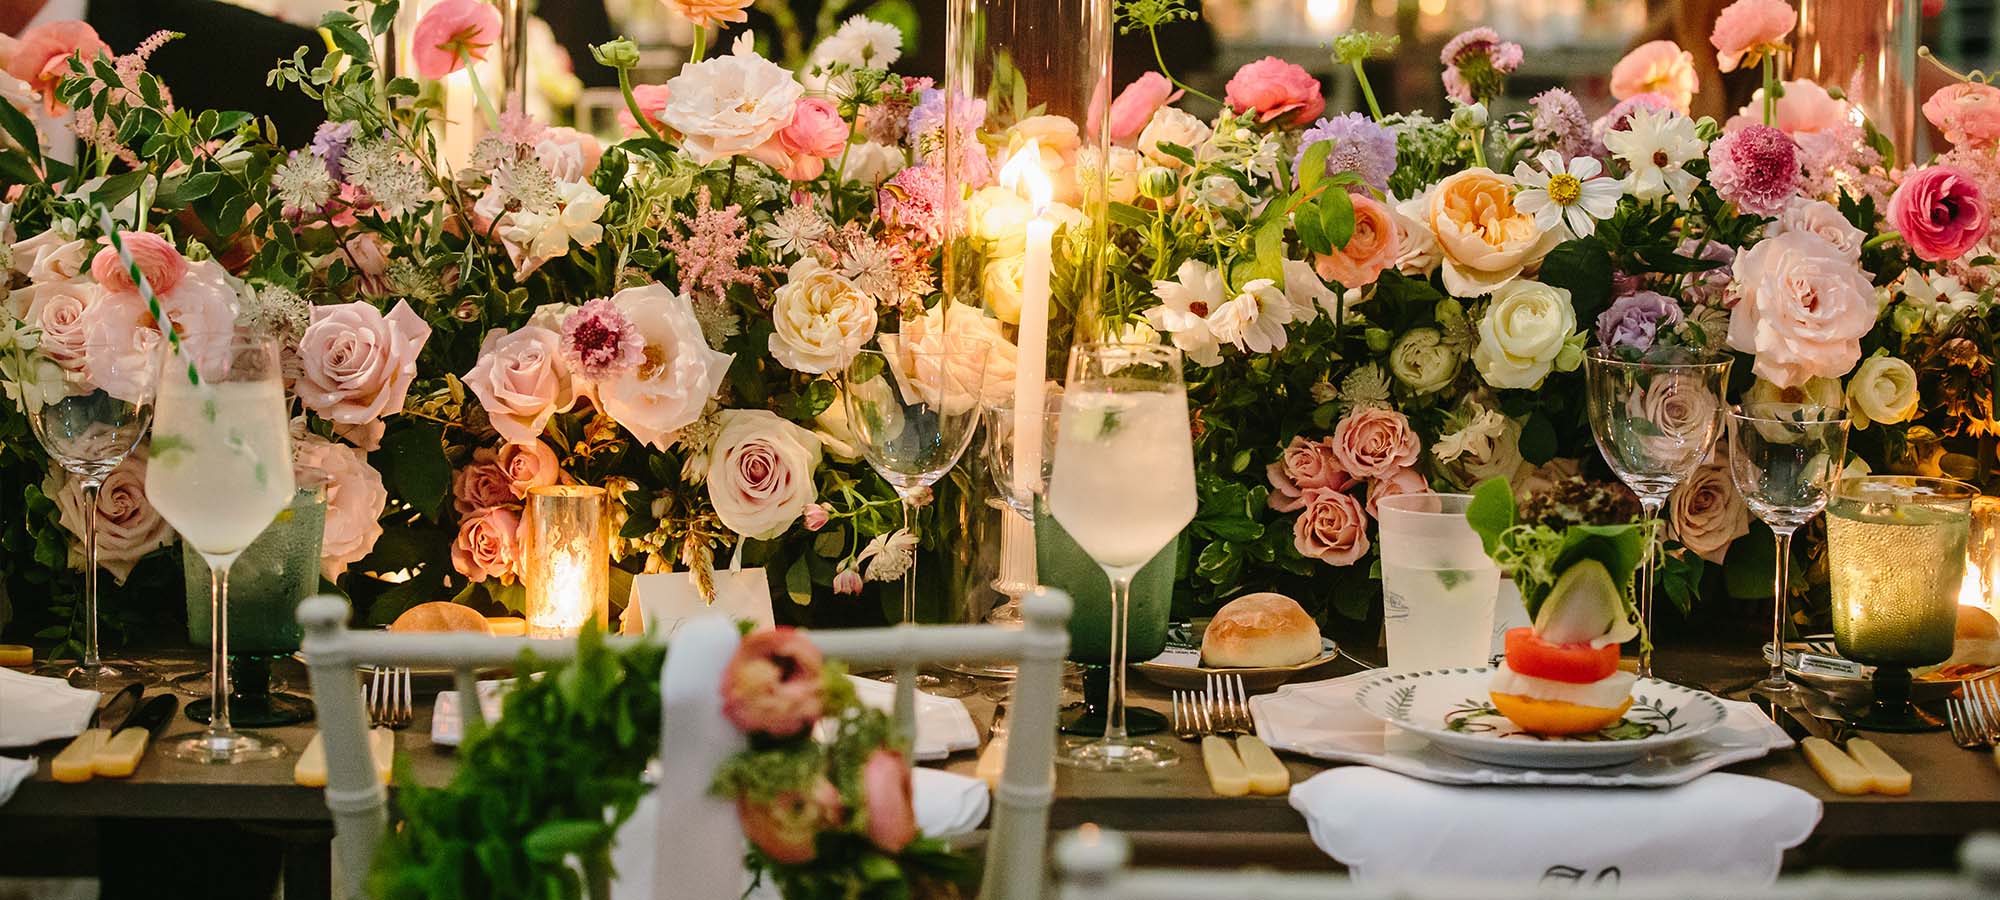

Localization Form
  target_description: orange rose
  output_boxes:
[1426,167,1556,297]
[1312,194,1400,289]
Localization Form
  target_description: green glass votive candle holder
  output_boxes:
[182,480,327,727]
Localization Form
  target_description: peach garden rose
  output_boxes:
[1293,486,1370,566]
[1426,168,1556,297]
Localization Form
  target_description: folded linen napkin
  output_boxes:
[1289,767,1820,885]
[842,675,982,760]
[0,755,34,808]
[0,668,98,748]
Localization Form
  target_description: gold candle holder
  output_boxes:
[1962,495,2000,611]
[523,485,609,639]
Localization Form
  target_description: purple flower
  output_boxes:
[1677,239,1736,307]
[311,121,358,180]
[1293,112,1397,193]
[1440,27,1523,104]
[905,88,990,186]
[1708,124,1801,217]
[1596,291,1685,352]
[560,298,646,381]
[1529,88,1591,158]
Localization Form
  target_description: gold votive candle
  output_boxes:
[523,485,609,639]
[1963,495,2000,611]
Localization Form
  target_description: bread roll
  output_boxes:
[1946,604,2000,668]
[390,601,494,634]
[1202,593,1321,668]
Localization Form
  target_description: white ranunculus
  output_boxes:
[1846,355,1920,429]
[1137,107,1211,170]
[1472,279,1576,390]
[659,35,805,164]
[1388,327,1462,394]
[597,284,734,449]
[768,258,878,374]
[706,409,824,541]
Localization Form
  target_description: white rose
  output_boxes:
[768,258,878,374]
[1137,107,1211,169]
[1391,191,1440,276]
[1846,355,1920,429]
[706,409,824,540]
[841,140,907,186]
[1389,327,1462,394]
[659,36,805,164]
[983,254,1027,325]
[597,284,735,449]
[1472,280,1576,390]
[814,387,864,460]
[878,299,1018,414]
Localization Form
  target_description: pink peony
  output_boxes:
[721,627,825,739]
[1710,0,1797,73]
[451,448,516,516]
[1330,406,1421,480]
[1925,82,2000,148]
[618,83,672,137]
[1889,164,1990,262]
[411,0,502,80]
[90,231,188,296]
[1725,230,1877,387]
[1609,40,1698,113]
[450,505,524,584]
[1366,467,1433,518]
[1106,73,1181,144]
[1267,436,1354,513]
[1293,486,1370,566]
[1312,194,1400,290]
[1707,124,1800,217]
[46,450,172,585]
[496,440,562,499]
[293,433,389,582]
[860,748,917,853]
[4,20,109,115]
[294,300,431,426]
[463,325,578,446]
[737,777,841,865]
[1224,57,1325,128]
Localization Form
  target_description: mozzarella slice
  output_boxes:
[1489,662,1637,709]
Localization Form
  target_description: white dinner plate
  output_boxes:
[1351,667,1729,769]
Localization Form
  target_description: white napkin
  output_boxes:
[0,668,98,747]
[1290,767,1820,885]
[912,767,990,837]
[0,755,34,807]
[842,676,982,760]
[624,615,750,900]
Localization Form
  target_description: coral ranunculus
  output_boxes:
[721,627,826,739]
[1710,0,1798,73]
[1106,72,1181,144]
[410,0,502,80]
[663,0,754,27]
[1609,40,1698,113]
[4,20,109,115]
[1924,82,2000,148]
[1888,164,1989,262]
[1312,194,1401,290]
[1224,57,1325,128]
[90,231,188,296]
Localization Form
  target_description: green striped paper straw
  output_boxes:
[96,208,198,386]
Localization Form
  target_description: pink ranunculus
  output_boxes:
[1888,164,1990,262]
[463,325,578,446]
[45,450,172,585]
[1736,79,1847,136]
[1330,406,1421,480]
[1924,82,2000,148]
[1710,0,1797,73]
[617,83,671,136]
[294,300,431,426]
[1293,486,1370,566]
[721,627,825,739]
[496,440,562,499]
[1267,436,1353,513]
[737,777,842,865]
[861,748,917,853]
[90,231,188,296]
[1312,194,1400,290]
[293,433,389,581]
[1609,40,1698,114]
[747,98,847,181]
[451,448,516,516]
[411,0,502,80]
[4,20,109,115]
[1107,73,1182,145]
[1725,230,1878,387]
[1365,466,1433,518]
[450,505,524,584]
[1224,57,1325,128]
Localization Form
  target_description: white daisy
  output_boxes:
[1602,107,1705,205]
[1143,259,1227,367]
[1207,278,1294,355]
[1512,150,1623,238]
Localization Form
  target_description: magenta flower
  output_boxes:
[1889,164,1990,262]
[1707,124,1801,217]
[1441,28,1523,104]
[560,298,646,382]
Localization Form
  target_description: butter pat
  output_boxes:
[1201,735,1249,797]
[486,617,527,637]
[295,728,395,787]
[1234,736,1290,795]
[92,728,151,778]
[53,729,111,783]
[1801,737,1872,795]
[0,644,32,667]
[1846,739,1912,796]
[976,733,1008,790]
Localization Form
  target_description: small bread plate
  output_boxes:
[1351,667,1728,769]
[1767,635,2000,702]
[1136,624,1341,691]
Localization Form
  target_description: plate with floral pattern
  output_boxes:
[1351,667,1729,769]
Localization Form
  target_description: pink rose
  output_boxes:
[497,440,562,499]
[1366,467,1433,518]
[463,325,579,446]
[1293,486,1369,566]
[293,433,388,581]
[1106,73,1181,144]
[1330,406,1421,480]
[861,748,917,854]
[451,448,516,516]
[450,505,524,584]
[706,410,824,540]
[4,20,109,115]
[411,0,501,80]
[1267,436,1353,513]
[618,84,671,136]
[1669,458,1749,564]
[536,127,603,182]
[1224,57,1325,128]
[90,231,188,296]
[80,259,239,403]
[721,627,826,739]
[737,777,842,865]
[1725,230,1877,387]
[1610,40,1697,114]
[1925,82,2000,148]
[1889,164,1989,262]
[11,229,90,284]
[46,449,171,585]
[25,281,96,373]
[1710,0,1797,73]
[1769,197,1866,260]
[1312,194,1400,289]
[294,300,431,426]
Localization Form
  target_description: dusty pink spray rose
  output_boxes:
[496,440,562,498]
[294,300,431,427]
[293,433,390,582]
[411,0,502,80]
[738,777,842,865]
[1267,436,1354,513]
[1293,486,1370,566]
[721,627,826,740]
[1365,467,1432,518]
[1224,57,1325,128]
[450,505,524,584]
[451,448,516,516]
[861,748,918,853]
[1889,164,1990,262]
[1330,406,1421,480]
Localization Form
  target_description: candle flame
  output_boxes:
[1962,558,1990,610]
[999,139,1053,214]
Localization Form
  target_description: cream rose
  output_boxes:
[1846,355,1920,429]
[46,450,173,584]
[1472,279,1576,389]
[1388,327,1462,394]
[598,283,735,449]
[982,255,1027,325]
[1137,107,1211,170]
[1426,168,1557,296]
[294,433,389,581]
[768,259,878,375]
[1669,458,1749,564]
[1389,191,1440,276]
[658,36,804,164]
[1725,231,1877,388]
[879,300,1017,413]
[707,409,825,540]
[452,506,525,584]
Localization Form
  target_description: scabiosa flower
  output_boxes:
[1293,112,1397,193]
[1596,291,1685,352]
[1528,88,1592,158]
[877,164,949,244]
[1440,28,1523,105]
[311,121,358,180]
[561,298,646,381]
[1708,124,1801,217]
[274,150,337,219]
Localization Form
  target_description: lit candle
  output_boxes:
[524,485,610,638]
[998,140,1055,496]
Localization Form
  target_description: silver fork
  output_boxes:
[1948,696,1988,749]
[1204,673,1254,736]
[1966,676,2000,746]
[1170,690,1212,741]
[367,665,414,730]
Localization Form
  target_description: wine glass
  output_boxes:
[146,332,297,764]
[18,323,161,688]
[1047,343,1196,771]
[843,335,988,697]
[981,389,1062,614]
[1826,475,1974,732]
[1584,348,1730,677]
[1725,404,1848,698]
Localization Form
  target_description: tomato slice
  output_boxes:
[1503,627,1621,684]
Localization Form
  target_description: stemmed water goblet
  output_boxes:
[1583,348,1731,678]
[1725,403,1849,698]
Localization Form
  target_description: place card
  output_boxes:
[625,568,775,638]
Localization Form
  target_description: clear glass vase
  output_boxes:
[1793,0,1922,158]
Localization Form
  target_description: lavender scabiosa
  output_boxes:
[311,121,358,180]
[1596,291,1685,352]
[1708,124,1801,217]
[1528,88,1592,158]
[1440,28,1522,105]
[562,298,647,381]
[1293,112,1398,192]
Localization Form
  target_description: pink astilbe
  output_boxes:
[662,187,760,300]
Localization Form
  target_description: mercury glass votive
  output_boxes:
[524,485,610,639]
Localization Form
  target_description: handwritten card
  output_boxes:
[625,568,775,638]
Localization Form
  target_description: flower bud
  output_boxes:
[590,39,641,70]
[1450,102,1488,132]
[1139,166,1178,200]
[1364,327,1392,352]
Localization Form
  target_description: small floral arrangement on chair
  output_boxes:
[712,628,975,899]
